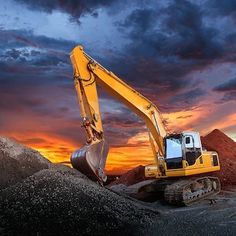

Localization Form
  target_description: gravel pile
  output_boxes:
[0,137,50,189]
[0,168,157,235]
[0,137,158,235]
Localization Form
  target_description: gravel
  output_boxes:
[0,137,50,189]
[0,137,50,165]
[0,137,158,235]
[0,168,158,235]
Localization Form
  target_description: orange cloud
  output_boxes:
[204,113,236,134]
[162,105,210,132]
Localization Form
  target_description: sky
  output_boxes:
[0,0,236,174]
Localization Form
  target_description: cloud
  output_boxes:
[101,109,146,147]
[118,0,223,60]
[164,0,223,60]
[213,78,236,102]
[208,0,236,16]
[0,29,74,91]
[99,0,229,113]
[206,113,236,132]
[169,88,206,108]
[214,78,236,92]
[0,28,76,51]
[15,0,118,22]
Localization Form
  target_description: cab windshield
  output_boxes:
[165,136,182,159]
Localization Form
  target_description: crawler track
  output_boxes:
[164,177,221,205]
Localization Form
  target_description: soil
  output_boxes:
[201,129,236,187]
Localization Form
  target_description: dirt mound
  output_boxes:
[201,129,236,158]
[109,165,146,187]
[201,129,236,187]
[0,137,50,189]
[0,168,157,235]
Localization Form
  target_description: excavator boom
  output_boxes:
[70,46,167,182]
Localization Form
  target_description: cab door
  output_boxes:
[184,135,202,166]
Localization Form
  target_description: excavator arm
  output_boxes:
[70,46,167,182]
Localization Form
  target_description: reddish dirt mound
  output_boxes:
[201,129,236,187]
[109,165,146,186]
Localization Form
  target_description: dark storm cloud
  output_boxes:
[15,0,117,21]
[103,110,144,129]
[119,8,156,36]
[99,54,207,113]
[54,123,85,145]
[169,88,206,107]
[0,29,74,88]
[218,92,236,102]
[104,0,236,110]
[0,61,70,88]
[213,78,236,102]
[208,0,236,16]
[3,1,234,112]
[164,0,222,60]
[101,109,146,146]
[4,48,21,60]
[118,0,223,60]
[0,29,75,51]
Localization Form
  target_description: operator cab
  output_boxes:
[164,131,202,169]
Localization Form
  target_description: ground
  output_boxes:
[144,187,236,235]
[0,135,236,235]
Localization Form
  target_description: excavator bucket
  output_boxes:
[70,140,109,183]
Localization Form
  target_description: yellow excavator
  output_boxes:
[70,45,221,205]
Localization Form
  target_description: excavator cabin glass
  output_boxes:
[164,133,202,169]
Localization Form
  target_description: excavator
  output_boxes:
[70,45,221,205]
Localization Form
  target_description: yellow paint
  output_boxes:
[145,151,220,178]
